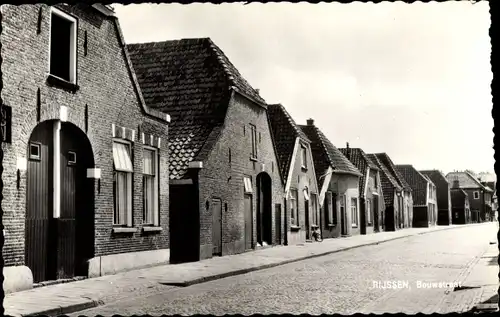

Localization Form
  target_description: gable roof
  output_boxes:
[127,38,265,179]
[420,170,449,189]
[299,122,361,189]
[446,171,492,192]
[450,188,468,207]
[338,147,379,198]
[267,104,311,185]
[373,153,412,192]
[367,153,401,206]
[395,164,432,206]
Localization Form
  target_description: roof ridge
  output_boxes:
[126,37,212,47]
[272,104,311,143]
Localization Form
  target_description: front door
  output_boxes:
[244,194,253,250]
[212,198,222,256]
[340,195,347,235]
[305,200,310,240]
[25,122,55,283]
[373,196,379,232]
[275,204,282,245]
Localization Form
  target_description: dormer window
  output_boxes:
[49,7,77,84]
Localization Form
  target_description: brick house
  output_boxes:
[1,4,171,293]
[446,171,493,222]
[395,165,437,227]
[450,181,471,224]
[267,104,320,244]
[339,146,386,234]
[299,119,362,238]
[480,181,497,221]
[368,153,413,231]
[127,38,284,263]
[421,170,452,226]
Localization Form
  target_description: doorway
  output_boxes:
[244,194,253,250]
[25,120,94,283]
[256,172,272,245]
[211,198,223,256]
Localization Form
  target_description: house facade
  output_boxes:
[1,4,171,293]
[421,170,452,225]
[368,153,413,231]
[128,38,284,263]
[450,181,471,224]
[339,146,386,234]
[395,165,437,227]
[267,104,320,244]
[446,171,493,222]
[481,181,497,221]
[300,120,362,238]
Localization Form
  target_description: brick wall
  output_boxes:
[198,92,284,259]
[1,4,170,267]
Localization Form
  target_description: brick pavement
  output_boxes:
[3,224,480,316]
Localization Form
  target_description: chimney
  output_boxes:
[452,179,460,189]
[346,142,350,159]
[306,118,314,126]
[255,89,260,94]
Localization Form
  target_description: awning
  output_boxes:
[113,142,133,172]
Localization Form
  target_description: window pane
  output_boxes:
[113,142,133,172]
[143,149,155,175]
[116,172,128,225]
[50,13,72,81]
[144,175,154,223]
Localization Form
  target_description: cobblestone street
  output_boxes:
[74,223,497,315]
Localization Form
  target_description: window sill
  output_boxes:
[250,157,258,162]
[290,225,301,231]
[351,225,358,228]
[327,223,336,228]
[112,227,137,234]
[46,74,79,93]
[142,226,163,233]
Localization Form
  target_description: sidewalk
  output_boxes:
[435,225,499,313]
[3,224,479,316]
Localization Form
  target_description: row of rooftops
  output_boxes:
[119,27,494,192]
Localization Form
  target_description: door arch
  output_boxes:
[25,120,95,282]
[256,172,272,246]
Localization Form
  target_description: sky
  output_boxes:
[113,1,493,175]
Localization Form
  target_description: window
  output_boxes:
[244,176,253,194]
[67,151,76,165]
[143,148,158,226]
[250,124,257,159]
[473,191,480,200]
[113,141,133,226]
[325,191,334,225]
[290,189,299,226]
[29,143,41,160]
[351,198,358,227]
[49,7,77,83]
[311,193,318,225]
[366,198,372,225]
[300,145,307,169]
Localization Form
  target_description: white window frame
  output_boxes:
[300,145,307,169]
[325,191,334,225]
[113,139,133,227]
[473,191,480,200]
[143,146,159,226]
[49,7,78,84]
[351,197,358,227]
[290,189,299,226]
[243,176,253,194]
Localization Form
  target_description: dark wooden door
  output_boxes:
[275,204,282,245]
[305,200,310,240]
[59,124,92,278]
[340,196,347,235]
[25,122,55,283]
[373,196,379,232]
[212,198,222,256]
[244,194,253,250]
